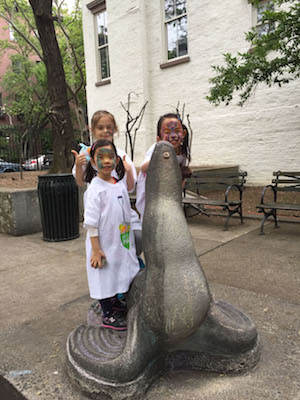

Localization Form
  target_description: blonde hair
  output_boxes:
[91,110,119,133]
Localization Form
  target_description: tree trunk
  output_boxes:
[29,0,74,173]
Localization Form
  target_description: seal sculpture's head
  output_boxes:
[142,141,211,344]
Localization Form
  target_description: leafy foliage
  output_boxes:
[0,0,86,138]
[207,0,300,106]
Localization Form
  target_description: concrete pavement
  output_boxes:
[0,216,299,399]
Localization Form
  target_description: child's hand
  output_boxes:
[71,150,86,168]
[122,155,132,173]
[90,249,106,269]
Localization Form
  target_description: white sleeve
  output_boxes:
[116,148,138,193]
[72,163,76,178]
[72,148,88,178]
[141,143,156,167]
[124,153,137,183]
[85,225,99,237]
[83,188,101,229]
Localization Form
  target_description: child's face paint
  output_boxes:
[160,118,184,149]
[94,146,116,175]
[93,115,116,142]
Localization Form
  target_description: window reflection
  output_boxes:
[96,10,110,80]
[165,0,174,20]
[97,12,108,47]
[256,2,274,37]
[100,47,110,79]
[165,0,187,60]
[175,0,186,16]
[167,15,187,59]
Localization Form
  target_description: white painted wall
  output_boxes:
[82,0,300,185]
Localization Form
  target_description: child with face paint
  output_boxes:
[71,110,143,256]
[72,110,136,191]
[136,113,192,220]
[83,139,140,331]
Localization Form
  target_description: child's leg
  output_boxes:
[99,297,114,318]
[112,294,127,312]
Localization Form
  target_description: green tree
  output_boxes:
[206,0,300,106]
[1,55,49,165]
[0,0,86,172]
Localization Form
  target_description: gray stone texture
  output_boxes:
[0,188,42,235]
[66,142,260,399]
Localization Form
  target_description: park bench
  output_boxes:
[256,171,300,234]
[183,171,247,230]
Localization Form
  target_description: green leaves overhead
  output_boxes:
[207,0,300,106]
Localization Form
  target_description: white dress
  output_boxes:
[135,143,156,220]
[72,145,141,231]
[84,177,140,300]
[136,143,188,220]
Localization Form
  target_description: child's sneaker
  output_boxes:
[102,314,127,331]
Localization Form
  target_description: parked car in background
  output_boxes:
[22,154,45,170]
[22,153,53,171]
[0,158,21,173]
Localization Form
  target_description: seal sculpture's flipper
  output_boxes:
[66,142,260,399]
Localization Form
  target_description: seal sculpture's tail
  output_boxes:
[66,142,260,400]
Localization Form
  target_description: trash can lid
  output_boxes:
[38,173,74,179]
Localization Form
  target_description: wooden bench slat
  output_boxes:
[256,203,300,211]
[273,171,300,176]
[272,179,300,184]
[274,188,300,192]
[182,198,241,207]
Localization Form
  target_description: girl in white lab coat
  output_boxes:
[83,139,140,331]
[71,110,142,256]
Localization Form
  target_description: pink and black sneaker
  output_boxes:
[102,314,127,331]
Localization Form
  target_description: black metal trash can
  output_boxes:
[38,174,80,242]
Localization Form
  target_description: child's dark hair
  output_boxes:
[157,113,191,163]
[84,139,125,183]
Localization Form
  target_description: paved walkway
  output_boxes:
[0,216,299,400]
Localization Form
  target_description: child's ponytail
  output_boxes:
[85,161,97,183]
[116,156,125,181]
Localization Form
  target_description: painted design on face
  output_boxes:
[102,127,114,137]
[93,115,117,141]
[160,121,183,144]
[95,147,116,171]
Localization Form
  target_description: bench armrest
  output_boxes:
[225,184,243,202]
[260,184,276,205]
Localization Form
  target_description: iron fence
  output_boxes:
[0,125,53,173]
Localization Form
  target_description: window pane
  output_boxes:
[97,11,108,47]
[178,15,188,56]
[257,2,274,37]
[175,0,186,16]
[165,0,175,20]
[167,20,178,59]
[100,46,110,79]
[167,16,188,60]
[257,2,274,24]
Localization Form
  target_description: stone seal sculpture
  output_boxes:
[66,141,260,399]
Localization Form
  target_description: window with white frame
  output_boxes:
[96,9,110,80]
[253,0,275,37]
[164,0,188,60]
